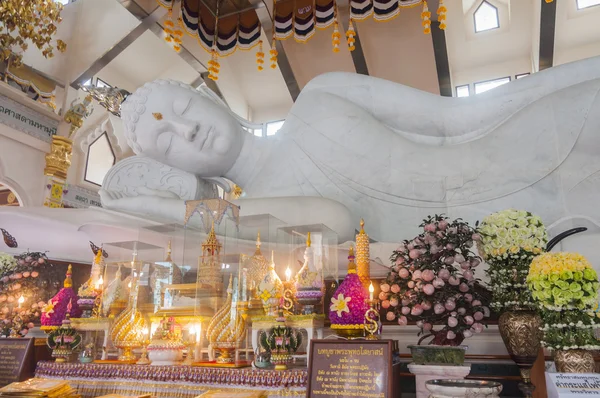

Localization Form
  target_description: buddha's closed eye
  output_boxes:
[173,97,192,116]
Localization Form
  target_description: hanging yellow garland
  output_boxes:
[208,50,220,80]
[346,19,356,52]
[270,39,278,69]
[332,22,341,53]
[437,0,447,30]
[256,40,265,71]
[421,1,431,34]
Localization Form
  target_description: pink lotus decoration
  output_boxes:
[381,215,489,346]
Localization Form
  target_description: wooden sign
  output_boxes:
[0,338,35,387]
[307,339,399,398]
[546,372,600,398]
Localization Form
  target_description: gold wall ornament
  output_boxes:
[44,136,73,180]
[498,310,542,397]
[355,219,371,288]
[554,349,595,373]
[64,95,94,139]
[0,1,67,68]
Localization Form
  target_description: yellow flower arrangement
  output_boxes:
[527,252,600,351]
[527,252,599,311]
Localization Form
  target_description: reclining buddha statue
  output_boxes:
[100,56,600,243]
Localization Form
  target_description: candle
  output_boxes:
[196,324,201,343]
[189,326,196,343]
[369,282,374,301]
[17,295,24,308]
[95,276,104,290]
[285,266,291,282]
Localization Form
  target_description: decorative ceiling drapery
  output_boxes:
[156,0,447,80]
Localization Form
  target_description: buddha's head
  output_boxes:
[122,80,245,177]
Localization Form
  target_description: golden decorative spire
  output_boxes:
[347,246,357,274]
[307,232,311,247]
[255,231,262,255]
[202,222,222,256]
[355,218,370,287]
[64,264,73,288]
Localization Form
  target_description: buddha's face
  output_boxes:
[127,84,244,177]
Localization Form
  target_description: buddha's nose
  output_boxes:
[176,120,200,141]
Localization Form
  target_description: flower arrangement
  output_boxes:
[0,252,17,276]
[329,247,369,332]
[381,215,489,346]
[527,252,600,351]
[478,209,548,311]
[0,251,51,337]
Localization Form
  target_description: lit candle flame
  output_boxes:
[369,281,374,301]
[17,295,24,308]
[95,276,104,290]
[285,266,292,282]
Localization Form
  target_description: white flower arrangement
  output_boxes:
[479,209,548,311]
[0,252,17,276]
[478,209,547,260]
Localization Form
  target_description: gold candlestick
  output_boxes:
[364,299,380,340]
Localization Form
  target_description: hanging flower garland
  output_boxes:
[437,0,447,30]
[332,22,341,53]
[256,40,265,71]
[163,8,184,52]
[346,19,356,51]
[421,1,431,34]
[270,40,278,69]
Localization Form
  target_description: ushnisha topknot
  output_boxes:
[121,79,261,154]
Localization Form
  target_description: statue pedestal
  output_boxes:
[408,363,471,398]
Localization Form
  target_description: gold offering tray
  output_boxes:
[192,361,252,369]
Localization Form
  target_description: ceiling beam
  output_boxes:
[70,3,168,89]
[539,0,556,71]
[337,1,369,76]
[430,21,452,97]
[253,0,301,101]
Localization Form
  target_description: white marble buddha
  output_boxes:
[100,56,600,243]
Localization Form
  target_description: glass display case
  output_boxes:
[276,223,339,316]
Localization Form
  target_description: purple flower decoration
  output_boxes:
[329,251,369,326]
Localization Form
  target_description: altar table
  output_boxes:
[35,362,307,398]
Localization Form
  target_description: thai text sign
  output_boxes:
[0,338,35,387]
[547,373,600,397]
[0,93,58,142]
[307,340,395,398]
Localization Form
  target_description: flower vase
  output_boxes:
[271,352,292,370]
[409,345,467,366]
[426,380,502,397]
[555,350,595,373]
[498,310,542,396]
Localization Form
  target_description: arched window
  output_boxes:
[474,1,499,33]
[84,133,116,186]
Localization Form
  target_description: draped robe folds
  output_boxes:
[239,57,600,242]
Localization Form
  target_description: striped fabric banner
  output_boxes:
[161,0,261,56]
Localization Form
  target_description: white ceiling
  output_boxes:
[21,0,600,124]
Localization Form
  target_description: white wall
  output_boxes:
[452,57,531,89]
[21,0,140,84]
[251,104,290,124]
[0,127,48,206]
